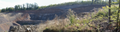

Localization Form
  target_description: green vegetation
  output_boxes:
[43,4,119,32]
[43,0,120,31]
[94,5,119,21]
[67,9,77,24]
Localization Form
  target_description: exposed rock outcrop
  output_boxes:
[9,25,38,32]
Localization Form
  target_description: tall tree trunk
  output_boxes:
[108,0,111,23]
[119,0,120,31]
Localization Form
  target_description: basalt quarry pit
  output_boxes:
[0,5,106,32]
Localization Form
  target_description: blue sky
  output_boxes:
[0,0,80,9]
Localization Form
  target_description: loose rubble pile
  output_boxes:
[9,25,38,32]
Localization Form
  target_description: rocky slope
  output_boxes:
[0,5,106,32]
[0,13,23,32]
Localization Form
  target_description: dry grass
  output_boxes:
[40,5,119,32]
[41,9,97,32]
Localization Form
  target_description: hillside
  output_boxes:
[0,0,119,32]
[8,5,105,20]
[0,4,107,32]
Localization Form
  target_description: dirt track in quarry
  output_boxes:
[0,5,106,32]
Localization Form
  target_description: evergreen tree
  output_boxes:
[1,9,6,12]
[8,7,14,12]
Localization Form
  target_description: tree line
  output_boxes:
[0,3,39,12]
[0,0,118,12]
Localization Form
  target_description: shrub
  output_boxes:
[67,9,78,24]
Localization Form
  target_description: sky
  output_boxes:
[0,0,79,9]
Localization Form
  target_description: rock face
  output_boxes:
[9,25,38,32]
[30,13,64,20]
[16,20,44,25]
